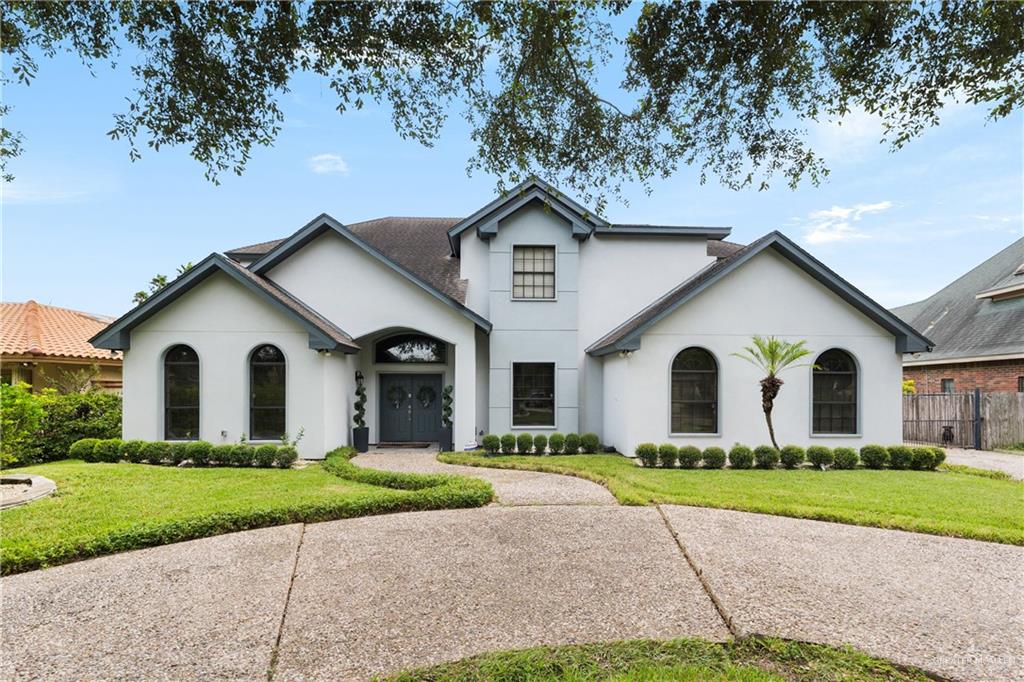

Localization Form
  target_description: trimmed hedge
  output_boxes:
[563,433,581,455]
[69,438,100,460]
[500,434,517,455]
[580,433,600,454]
[187,441,213,466]
[833,447,859,470]
[859,444,889,469]
[69,438,298,469]
[517,433,534,455]
[254,444,277,468]
[658,443,678,468]
[94,439,123,463]
[753,445,779,469]
[275,446,298,469]
[635,443,659,467]
[807,445,834,469]
[122,439,146,464]
[142,441,170,465]
[548,433,565,455]
[212,444,235,465]
[728,445,754,469]
[533,434,548,455]
[779,445,805,469]
[888,445,913,470]
[170,442,190,466]
[677,445,702,469]
[911,446,937,470]
[702,447,726,469]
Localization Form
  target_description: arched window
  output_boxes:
[250,345,286,440]
[813,349,857,434]
[671,348,718,434]
[165,344,199,440]
[375,333,447,363]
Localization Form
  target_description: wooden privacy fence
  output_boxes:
[903,390,1024,450]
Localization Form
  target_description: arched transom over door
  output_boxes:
[670,348,718,434]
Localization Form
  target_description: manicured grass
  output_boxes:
[2,450,492,575]
[439,452,1024,544]
[384,636,931,681]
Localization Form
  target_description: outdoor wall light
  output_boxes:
[355,370,364,385]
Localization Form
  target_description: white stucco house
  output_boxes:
[91,180,932,459]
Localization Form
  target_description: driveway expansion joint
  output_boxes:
[267,522,306,681]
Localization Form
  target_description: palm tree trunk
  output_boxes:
[759,375,784,449]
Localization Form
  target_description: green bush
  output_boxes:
[930,446,946,467]
[481,434,501,455]
[94,439,123,463]
[563,433,580,455]
[833,447,859,470]
[580,433,600,454]
[275,446,298,468]
[500,433,517,455]
[911,446,936,470]
[753,445,779,469]
[887,445,912,469]
[779,445,805,469]
[254,444,277,468]
[186,441,213,466]
[677,445,702,469]
[635,443,659,467]
[728,445,754,469]
[517,433,534,454]
[170,442,190,465]
[533,434,548,455]
[1,383,45,467]
[702,446,726,469]
[548,433,565,454]
[69,438,100,460]
[211,444,235,466]
[658,443,678,468]
[141,441,170,465]
[122,440,146,464]
[859,444,888,469]
[807,445,834,469]
[32,390,122,462]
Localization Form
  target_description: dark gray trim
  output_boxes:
[89,253,359,353]
[587,231,933,357]
[250,214,493,333]
[596,225,732,239]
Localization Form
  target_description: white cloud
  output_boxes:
[2,183,89,205]
[307,153,349,175]
[800,201,893,245]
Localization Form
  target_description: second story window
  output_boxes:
[512,246,555,300]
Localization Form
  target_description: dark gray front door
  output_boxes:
[379,374,443,442]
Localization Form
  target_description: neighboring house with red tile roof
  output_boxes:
[1,301,122,392]
[92,179,929,458]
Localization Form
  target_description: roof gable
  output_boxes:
[249,214,492,332]
[90,254,359,352]
[587,231,933,356]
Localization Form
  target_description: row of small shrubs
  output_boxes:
[634,443,946,471]
[68,438,298,469]
[480,432,601,456]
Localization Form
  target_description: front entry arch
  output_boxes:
[379,373,443,443]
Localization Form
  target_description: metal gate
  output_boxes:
[902,389,981,449]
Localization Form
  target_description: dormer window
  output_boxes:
[512,246,555,300]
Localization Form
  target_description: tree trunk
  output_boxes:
[759,375,784,449]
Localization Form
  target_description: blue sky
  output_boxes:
[3,36,1021,317]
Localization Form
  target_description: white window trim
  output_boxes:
[510,244,558,302]
[510,361,557,430]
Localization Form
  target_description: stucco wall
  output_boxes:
[602,249,904,455]
[122,272,350,459]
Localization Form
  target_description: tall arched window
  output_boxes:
[813,349,857,434]
[165,344,199,440]
[671,348,718,434]
[250,345,286,440]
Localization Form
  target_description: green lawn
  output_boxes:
[2,452,492,575]
[439,452,1024,544]
[384,636,930,682]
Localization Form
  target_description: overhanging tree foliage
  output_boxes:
[3,1,1021,206]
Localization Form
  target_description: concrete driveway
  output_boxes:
[944,446,1024,480]
[2,453,1021,681]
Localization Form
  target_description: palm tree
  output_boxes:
[732,336,815,449]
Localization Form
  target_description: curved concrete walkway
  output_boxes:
[2,454,1021,682]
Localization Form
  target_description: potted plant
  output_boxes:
[439,385,454,451]
[352,376,369,453]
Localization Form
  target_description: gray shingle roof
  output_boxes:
[891,237,1024,362]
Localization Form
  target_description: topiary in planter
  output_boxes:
[911,446,936,470]
[254,444,277,468]
[779,445,805,469]
[122,439,146,464]
[170,442,190,465]
[658,443,678,468]
[275,446,298,469]
[533,434,548,455]
[94,438,123,463]
[548,433,565,454]
[753,445,779,469]
[186,441,213,466]
[69,438,100,461]
[142,441,170,465]
[517,433,534,454]
[500,433,517,455]
[563,433,581,455]
[728,445,754,469]
[211,444,235,466]
[887,445,913,470]
[806,445,833,470]
[930,447,946,468]
[580,433,600,454]
[635,443,658,467]
[481,434,500,455]
[702,446,726,469]
[677,445,702,469]
[859,444,888,469]
[833,447,858,469]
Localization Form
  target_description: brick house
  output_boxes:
[892,238,1024,394]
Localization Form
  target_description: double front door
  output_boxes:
[379,374,443,442]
